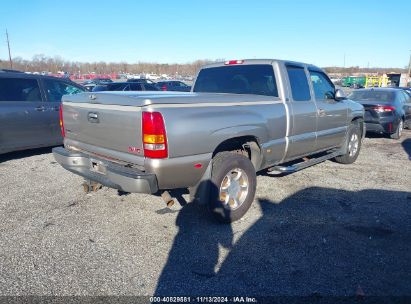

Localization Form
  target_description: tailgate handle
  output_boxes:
[88,112,99,123]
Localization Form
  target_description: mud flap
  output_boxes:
[188,161,212,205]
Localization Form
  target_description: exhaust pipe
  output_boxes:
[161,191,175,208]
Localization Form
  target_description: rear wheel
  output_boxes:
[390,119,403,139]
[208,152,256,223]
[334,121,362,164]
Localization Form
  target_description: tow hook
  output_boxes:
[161,191,175,208]
[82,180,102,193]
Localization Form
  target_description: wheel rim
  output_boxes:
[348,133,359,157]
[219,168,249,210]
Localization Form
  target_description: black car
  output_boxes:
[92,82,159,92]
[348,88,411,139]
[156,80,191,92]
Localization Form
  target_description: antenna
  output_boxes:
[6,29,13,69]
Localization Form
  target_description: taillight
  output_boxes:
[59,104,65,137]
[161,85,167,91]
[373,105,395,113]
[142,111,168,158]
[224,60,244,65]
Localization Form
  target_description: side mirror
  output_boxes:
[335,89,346,101]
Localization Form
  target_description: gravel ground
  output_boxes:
[0,131,410,297]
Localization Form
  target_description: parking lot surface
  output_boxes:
[0,131,410,296]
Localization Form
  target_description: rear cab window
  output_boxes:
[0,77,42,101]
[193,64,278,97]
[286,65,311,101]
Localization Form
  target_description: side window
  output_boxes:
[400,91,410,103]
[309,70,335,100]
[286,66,311,101]
[44,79,84,102]
[0,78,42,101]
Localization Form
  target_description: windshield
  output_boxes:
[193,64,278,97]
[348,90,395,102]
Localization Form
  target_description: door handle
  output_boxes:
[317,108,326,117]
[35,106,46,112]
[88,112,99,123]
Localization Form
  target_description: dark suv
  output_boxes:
[0,70,85,154]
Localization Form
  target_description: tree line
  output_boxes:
[0,55,218,76]
[0,55,408,76]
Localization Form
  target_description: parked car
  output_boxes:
[82,78,113,91]
[92,82,159,92]
[126,78,156,84]
[348,88,411,139]
[53,59,364,223]
[156,80,191,92]
[0,70,85,154]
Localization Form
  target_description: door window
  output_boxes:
[286,66,311,101]
[0,78,42,101]
[44,79,84,102]
[309,71,335,100]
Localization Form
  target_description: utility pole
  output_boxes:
[6,29,12,69]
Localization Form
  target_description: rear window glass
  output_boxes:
[0,78,42,101]
[286,66,311,101]
[348,90,395,102]
[193,64,278,97]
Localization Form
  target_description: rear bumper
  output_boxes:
[364,120,396,134]
[52,147,158,194]
[365,122,389,134]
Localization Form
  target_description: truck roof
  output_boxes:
[201,59,322,71]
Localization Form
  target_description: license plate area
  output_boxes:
[90,159,107,175]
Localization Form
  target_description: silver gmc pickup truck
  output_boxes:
[53,59,364,222]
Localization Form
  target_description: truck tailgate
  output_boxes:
[62,101,144,164]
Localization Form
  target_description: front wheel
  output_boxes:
[334,121,362,164]
[209,152,256,223]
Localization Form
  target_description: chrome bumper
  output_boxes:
[52,147,158,194]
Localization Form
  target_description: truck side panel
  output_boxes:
[145,101,288,168]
